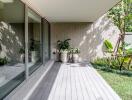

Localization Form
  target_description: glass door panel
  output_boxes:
[28,8,42,74]
[0,0,25,99]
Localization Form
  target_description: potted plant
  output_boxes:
[60,49,69,63]
[57,39,71,63]
[30,39,39,63]
[72,48,80,63]
[19,48,25,63]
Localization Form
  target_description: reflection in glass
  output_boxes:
[0,0,25,99]
[43,20,50,62]
[28,8,42,74]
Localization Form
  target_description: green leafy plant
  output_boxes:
[108,0,132,32]
[0,57,8,66]
[92,58,109,67]
[124,43,132,55]
[126,48,132,55]
[104,40,113,52]
[70,48,80,54]
[57,39,71,51]
[108,0,132,55]
[30,39,40,51]
[19,48,25,54]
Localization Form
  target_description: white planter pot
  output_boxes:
[20,54,24,63]
[31,51,38,63]
[73,54,79,63]
[61,51,68,63]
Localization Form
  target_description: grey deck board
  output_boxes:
[29,62,61,100]
[29,62,121,100]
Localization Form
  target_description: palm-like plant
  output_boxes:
[104,40,132,70]
[104,40,113,53]
[57,39,71,52]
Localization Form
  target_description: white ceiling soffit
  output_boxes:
[21,0,120,22]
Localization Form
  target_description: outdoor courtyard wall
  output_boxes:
[50,14,120,62]
[0,22,25,62]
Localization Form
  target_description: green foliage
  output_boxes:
[57,39,71,51]
[0,57,8,66]
[70,48,80,54]
[123,43,132,55]
[30,39,40,51]
[19,48,25,54]
[118,42,132,55]
[108,0,132,32]
[104,40,113,52]
[126,48,132,54]
[91,58,108,67]
[92,57,132,71]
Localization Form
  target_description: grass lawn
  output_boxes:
[97,69,132,100]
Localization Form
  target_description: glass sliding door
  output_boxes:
[0,0,25,99]
[43,19,50,63]
[0,0,50,98]
[28,8,42,75]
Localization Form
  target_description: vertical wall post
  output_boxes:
[41,18,45,65]
[40,18,43,65]
[48,23,51,60]
[25,5,29,80]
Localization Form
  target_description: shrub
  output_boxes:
[91,58,132,76]
[92,57,132,71]
[91,58,109,67]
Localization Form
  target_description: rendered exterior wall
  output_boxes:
[50,15,120,62]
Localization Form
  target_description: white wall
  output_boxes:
[50,14,120,62]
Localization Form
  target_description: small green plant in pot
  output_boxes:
[19,48,25,63]
[30,39,39,63]
[57,39,71,63]
[72,48,80,63]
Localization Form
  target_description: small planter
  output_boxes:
[70,48,80,63]
[31,51,38,63]
[19,48,25,63]
[20,54,24,63]
[61,50,68,63]
[73,54,79,63]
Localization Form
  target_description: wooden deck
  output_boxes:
[29,62,121,100]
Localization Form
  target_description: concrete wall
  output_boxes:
[50,14,120,62]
